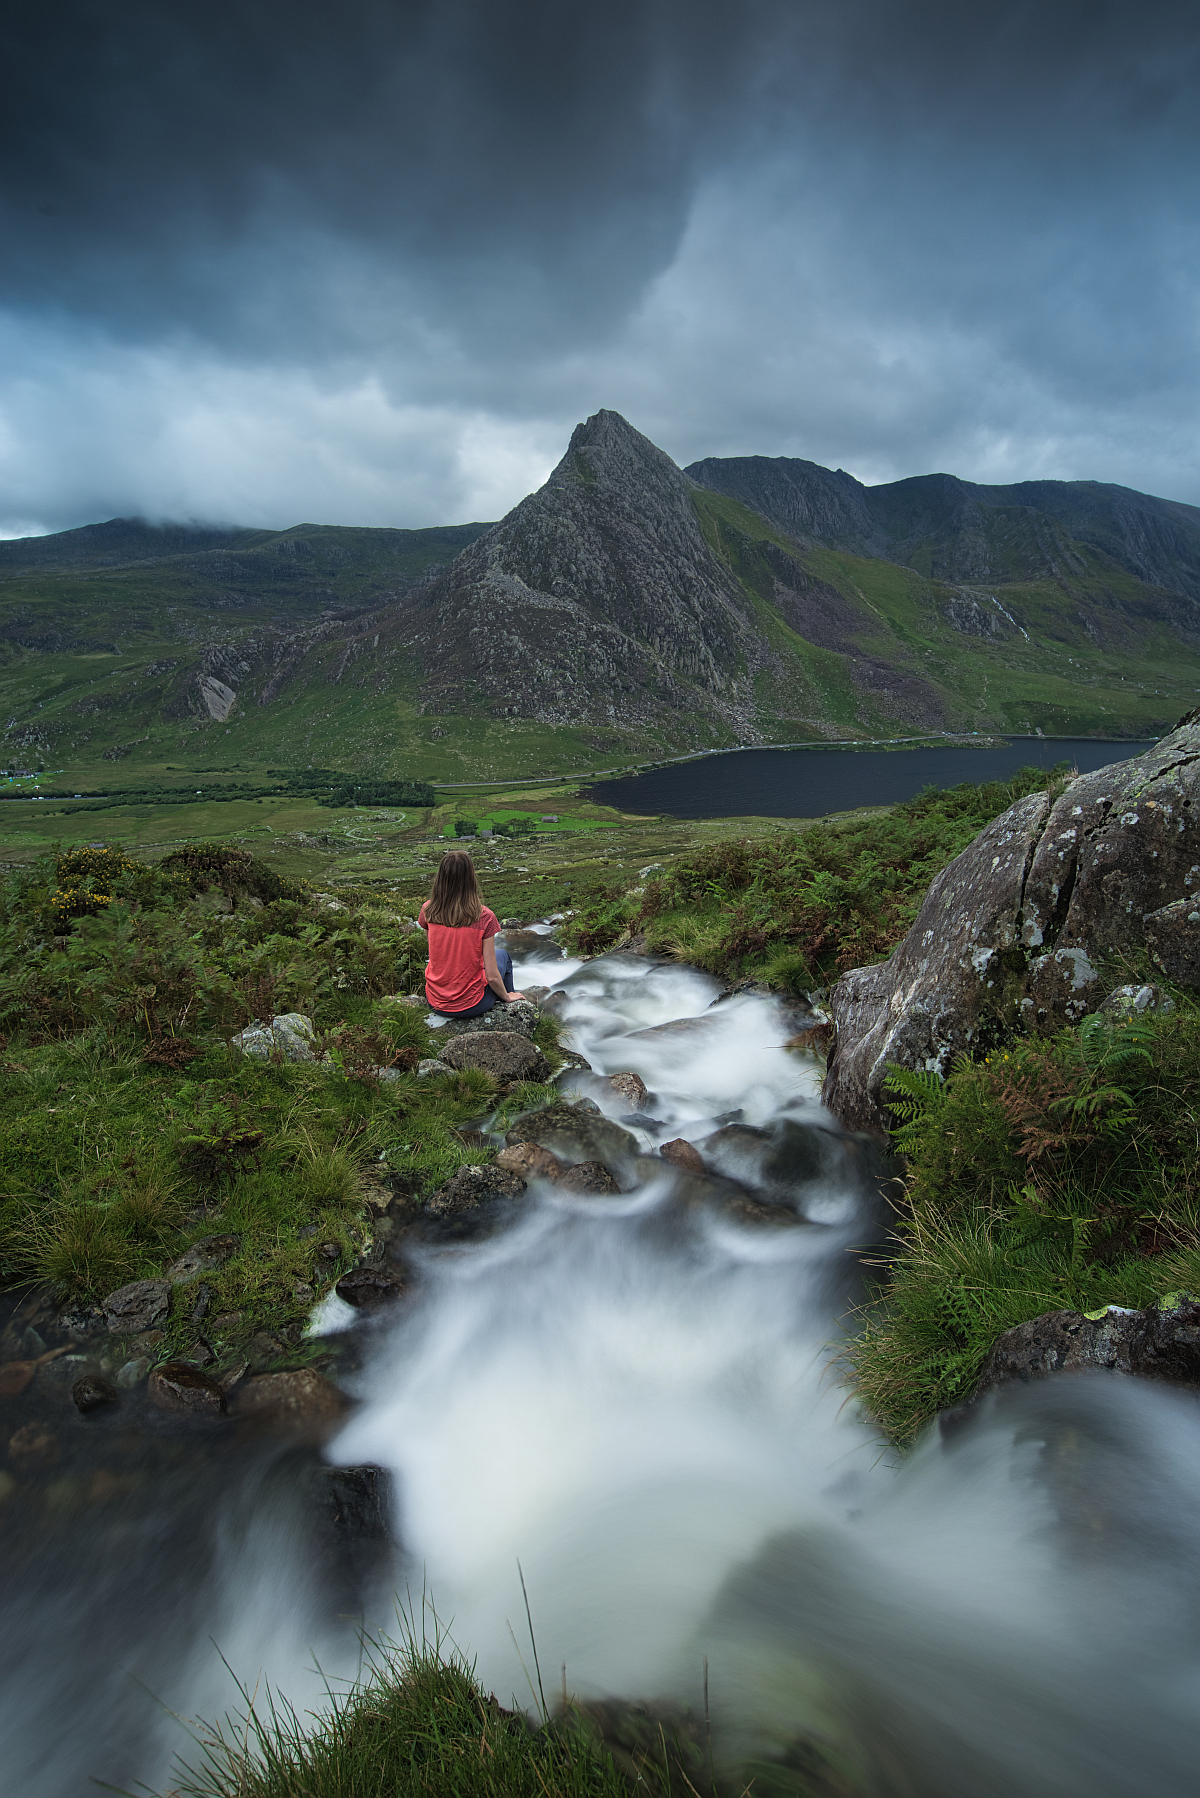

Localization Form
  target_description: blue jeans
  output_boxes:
[429,945,514,1017]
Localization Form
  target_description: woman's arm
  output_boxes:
[482,934,525,1002]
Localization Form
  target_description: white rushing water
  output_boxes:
[331,940,1200,1794]
[6,936,1200,1795]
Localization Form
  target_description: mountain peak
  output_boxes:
[555,408,683,492]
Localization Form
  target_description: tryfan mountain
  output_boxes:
[3,410,1200,782]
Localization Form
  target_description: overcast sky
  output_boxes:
[3,0,1199,536]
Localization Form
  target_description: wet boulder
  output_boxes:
[495,1142,569,1180]
[426,1163,527,1217]
[437,1030,549,1083]
[148,1361,227,1417]
[505,1099,639,1179]
[606,1070,649,1109]
[659,1138,705,1174]
[102,1278,170,1335]
[823,718,1200,1133]
[971,1299,1200,1401]
[556,1161,621,1194]
[335,1267,409,1308]
[232,1368,348,1429]
[72,1374,120,1414]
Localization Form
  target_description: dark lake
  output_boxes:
[589,737,1157,820]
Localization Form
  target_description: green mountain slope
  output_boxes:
[2,418,1199,790]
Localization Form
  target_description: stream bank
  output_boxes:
[5,929,1200,1795]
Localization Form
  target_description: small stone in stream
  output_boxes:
[232,1368,348,1427]
[620,1112,666,1130]
[148,1362,226,1416]
[102,1278,170,1335]
[660,1139,705,1174]
[72,1374,120,1414]
[427,1164,527,1217]
[711,1109,745,1127]
[556,1161,621,1194]
[522,985,551,1003]
[116,1356,151,1390]
[292,1282,314,1304]
[165,1234,242,1284]
[505,1100,638,1177]
[438,1030,549,1084]
[495,1142,567,1180]
[556,1047,592,1070]
[539,990,571,1018]
[247,1331,287,1370]
[8,1422,59,1473]
[335,1267,408,1308]
[606,1071,649,1108]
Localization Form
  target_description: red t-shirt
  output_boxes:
[418,902,499,1012]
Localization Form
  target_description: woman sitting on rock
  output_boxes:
[418,849,526,1018]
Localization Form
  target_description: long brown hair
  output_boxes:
[426,849,484,927]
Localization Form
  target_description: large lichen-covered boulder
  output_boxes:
[433,1000,541,1042]
[971,1300,1200,1400]
[438,1030,549,1083]
[823,716,1200,1132]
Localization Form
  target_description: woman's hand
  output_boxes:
[505,990,527,1003]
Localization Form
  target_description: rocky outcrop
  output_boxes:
[823,718,1200,1132]
[395,410,765,738]
[970,1299,1200,1401]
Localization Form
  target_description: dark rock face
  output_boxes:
[426,1163,527,1217]
[823,719,1200,1132]
[971,1301,1200,1401]
[396,410,764,738]
[335,1267,408,1308]
[148,1362,227,1417]
[438,1030,549,1083]
[686,455,1200,605]
[72,1374,120,1414]
[102,1278,170,1335]
[311,1463,392,1543]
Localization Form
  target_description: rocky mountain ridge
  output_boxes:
[5,411,1200,775]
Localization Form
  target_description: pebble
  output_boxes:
[147,1362,226,1417]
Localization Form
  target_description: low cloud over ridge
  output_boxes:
[3,0,1199,532]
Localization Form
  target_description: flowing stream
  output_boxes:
[4,934,1200,1794]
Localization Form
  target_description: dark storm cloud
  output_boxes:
[5,0,1197,347]
[2,0,1199,530]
